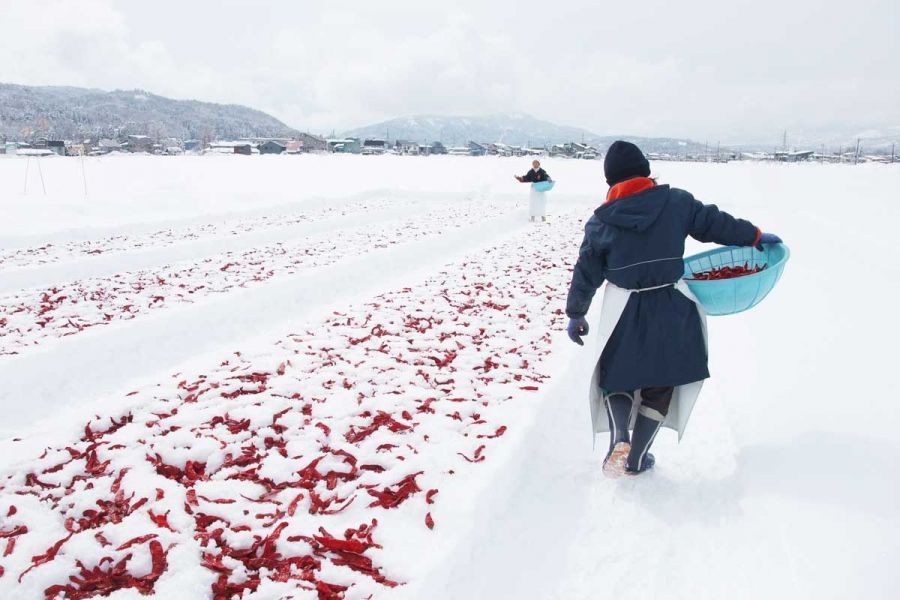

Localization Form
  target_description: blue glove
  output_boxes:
[567,317,589,346]
[756,232,782,251]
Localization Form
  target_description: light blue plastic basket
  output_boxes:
[531,181,555,192]
[683,244,789,316]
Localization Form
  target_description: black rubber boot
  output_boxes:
[625,413,662,474]
[605,393,632,454]
[602,393,632,477]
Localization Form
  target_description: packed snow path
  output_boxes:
[1,155,898,599]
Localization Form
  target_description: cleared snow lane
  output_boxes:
[0,192,426,274]
[0,197,509,356]
[0,196,445,294]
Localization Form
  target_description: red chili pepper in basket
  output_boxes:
[688,262,767,280]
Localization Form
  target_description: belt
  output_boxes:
[610,281,677,293]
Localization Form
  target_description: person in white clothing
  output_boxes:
[515,160,552,222]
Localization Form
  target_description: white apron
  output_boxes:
[588,280,708,446]
[529,188,547,218]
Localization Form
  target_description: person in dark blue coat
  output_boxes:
[514,160,551,183]
[565,141,781,476]
[516,160,553,222]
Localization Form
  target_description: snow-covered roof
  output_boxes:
[17,149,55,156]
[209,141,257,148]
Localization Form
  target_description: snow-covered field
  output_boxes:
[1,154,898,599]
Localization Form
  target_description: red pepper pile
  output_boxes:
[1,216,578,598]
[688,262,767,281]
[42,540,167,599]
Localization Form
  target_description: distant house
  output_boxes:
[327,138,362,154]
[184,139,202,152]
[126,135,155,153]
[774,150,814,162]
[467,141,487,156]
[65,143,87,156]
[567,143,599,159]
[46,140,66,156]
[395,140,420,155]
[486,142,530,157]
[362,139,388,155]
[296,133,326,152]
[98,138,121,153]
[447,146,471,156]
[487,143,514,157]
[430,141,448,155]
[207,141,255,155]
[259,141,286,155]
[284,141,303,154]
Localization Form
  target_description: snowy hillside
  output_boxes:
[0,154,897,599]
[0,83,300,141]
[343,113,707,154]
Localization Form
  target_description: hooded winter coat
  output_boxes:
[565,183,759,392]
[520,167,551,183]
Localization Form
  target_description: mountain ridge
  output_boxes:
[0,82,300,141]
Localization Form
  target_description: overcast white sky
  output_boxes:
[1,0,897,143]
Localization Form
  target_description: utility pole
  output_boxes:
[892,143,895,163]
[855,138,861,165]
[783,129,788,151]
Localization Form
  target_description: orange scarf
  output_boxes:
[605,176,656,203]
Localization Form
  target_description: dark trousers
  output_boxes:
[636,386,674,421]
[605,386,674,455]
[607,386,674,420]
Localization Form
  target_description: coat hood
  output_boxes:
[595,184,670,233]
